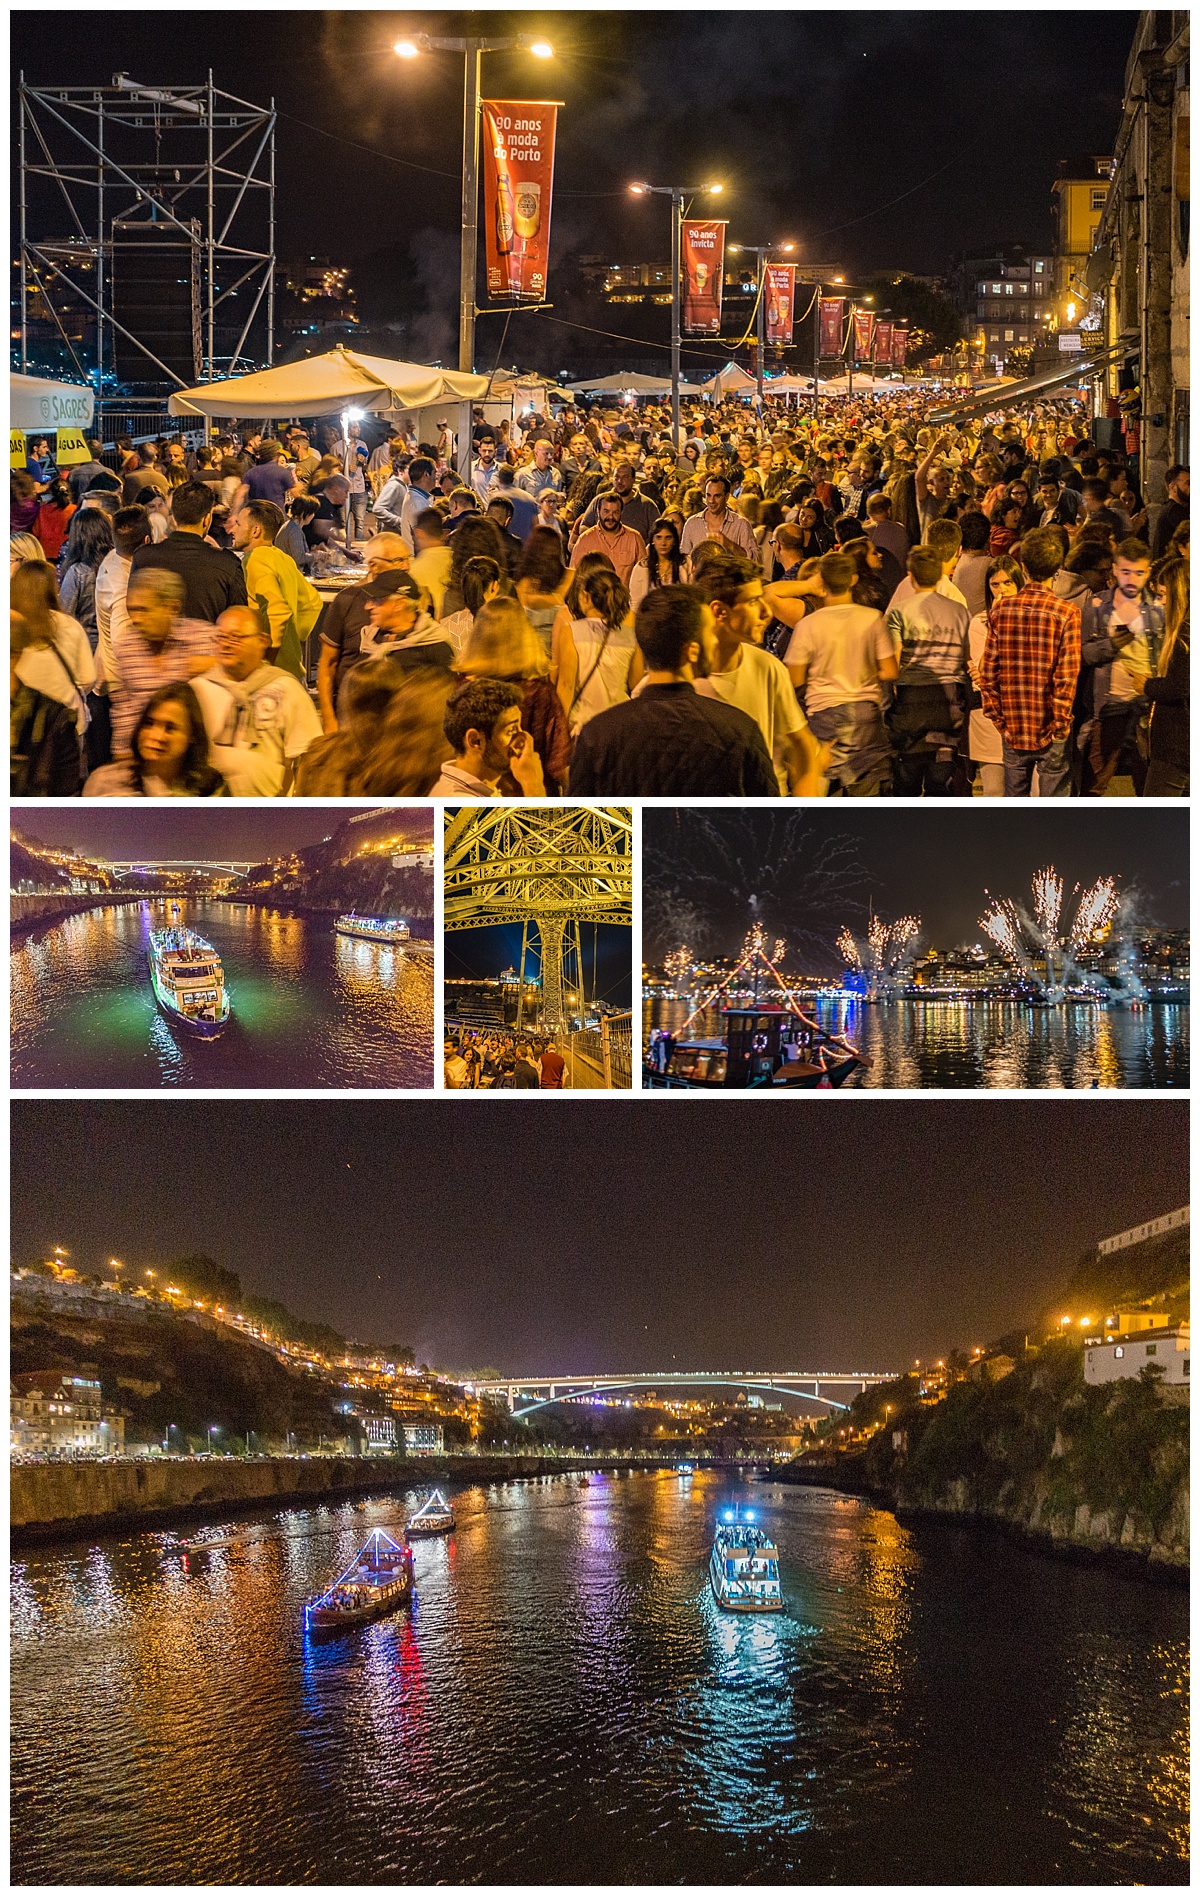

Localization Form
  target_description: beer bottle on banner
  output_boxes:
[495,145,516,258]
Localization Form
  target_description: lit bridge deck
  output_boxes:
[475,1369,897,1417]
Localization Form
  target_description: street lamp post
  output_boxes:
[629,181,724,450]
[729,242,795,403]
[394,33,553,380]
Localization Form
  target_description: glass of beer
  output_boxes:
[694,261,709,295]
[514,183,541,242]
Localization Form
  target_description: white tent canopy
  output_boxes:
[564,372,702,395]
[168,346,490,418]
[702,362,757,397]
[11,372,95,431]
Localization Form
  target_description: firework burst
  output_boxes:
[1069,876,1119,950]
[1032,867,1063,946]
[837,927,862,970]
[980,900,1027,965]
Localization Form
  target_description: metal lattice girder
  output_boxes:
[443,807,632,931]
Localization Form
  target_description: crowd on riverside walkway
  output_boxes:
[11,394,1189,797]
[444,1026,567,1090]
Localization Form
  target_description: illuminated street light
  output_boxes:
[627,179,727,445]
[394,28,555,462]
[728,239,800,399]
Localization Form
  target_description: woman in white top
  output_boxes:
[10,560,95,736]
[437,555,504,655]
[628,517,684,609]
[967,557,1021,796]
[552,558,643,735]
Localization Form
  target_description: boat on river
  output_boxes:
[646,1004,866,1090]
[405,1489,455,1537]
[148,925,230,1037]
[304,1527,414,1632]
[334,914,411,946]
[709,1507,784,1613]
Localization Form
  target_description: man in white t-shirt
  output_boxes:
[783,549,898,795]
[690,550,824,795]
[191,606,322,795]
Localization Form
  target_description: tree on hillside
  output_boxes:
[864,274,962,366]
[166,1254,242,1306]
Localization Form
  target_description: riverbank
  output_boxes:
[224,897,433,942]
[775,1345,1189,1583]
[11,894,142,939]
[10,1453,671,1548]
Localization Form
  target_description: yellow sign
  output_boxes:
[11,429,27,470]
[55,428,92,467]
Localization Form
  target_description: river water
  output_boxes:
[10,1472,1187,1884]
[644,996,1189,1089]
[11,901,433,1089]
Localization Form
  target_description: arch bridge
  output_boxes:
[475,1369,896,1419]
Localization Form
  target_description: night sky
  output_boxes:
[18,10,1135,353]
[12,1100,1187,1373]
[447,920,632,1008]
[11,806,433,864]
[643,808,1189,967]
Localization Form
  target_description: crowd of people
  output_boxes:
[443,1026,566,1089]
[11,394,1188,797]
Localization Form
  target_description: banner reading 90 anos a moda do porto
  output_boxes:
[482,101,559,301]
[682,220,727,334]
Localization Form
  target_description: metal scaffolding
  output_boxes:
[17,70,275,409]
[443,808,633,1035]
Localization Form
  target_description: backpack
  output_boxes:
[11,685,84,796]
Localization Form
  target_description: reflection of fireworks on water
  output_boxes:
[1032,867,1063,945]
[837,928,862,970]
[1069,877,1119,950]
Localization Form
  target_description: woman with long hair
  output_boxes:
[888,470,922,548]
[987,498,1024,557]
[552,561,641,738]
[84,682,223,796]
[10,532,48,574]
[968,557,1022,795]
[34,479,76,561]
[57,509,115,644]
[628,517,683,608]
[437,553,504,652]
[440,515,510,619]
[514,526,571,654]
[792,499,833,560]
[298,662,454,796]
[11,470,41,536]
[1144,557,1189,795]
[457,595,570,793]
[10,560,95,736]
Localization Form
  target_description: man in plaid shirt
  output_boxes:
[981,527,1081,796]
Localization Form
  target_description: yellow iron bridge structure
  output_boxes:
[443,807,632,1032]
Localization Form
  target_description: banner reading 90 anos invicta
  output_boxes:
[764,263,796,347]
[682,220,727,334]
[482,101,559,301]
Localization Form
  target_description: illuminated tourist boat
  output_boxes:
[676,1462,695,1475]
[304,1526,414,1632]
[334,914,411,946]
[709,1508,784,1613]
[646,1005,866,1090]
[405,1489,455,1537]
[148,926,230,1037]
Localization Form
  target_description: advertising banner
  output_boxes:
[818,297,845,358]
[481,100,559,302]
[764,263,796,347]
[873,319,893,366]
[682,220,727,334]
[891,325,909,368]
[852,308,874,362]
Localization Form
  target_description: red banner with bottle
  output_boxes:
[682,220,727,334]
[852,309,874,362]
[818,297,845,358]
[482,100,559,301]
[873,318,893,365]
[763,263,796,347]
[891,325,909,368]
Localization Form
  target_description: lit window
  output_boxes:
[1114,1346,1124,1358]
[1005,282,1014,295]
[1034,261,1044,274]
[1091,190,1107,210]
[1005,329,1014,342]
